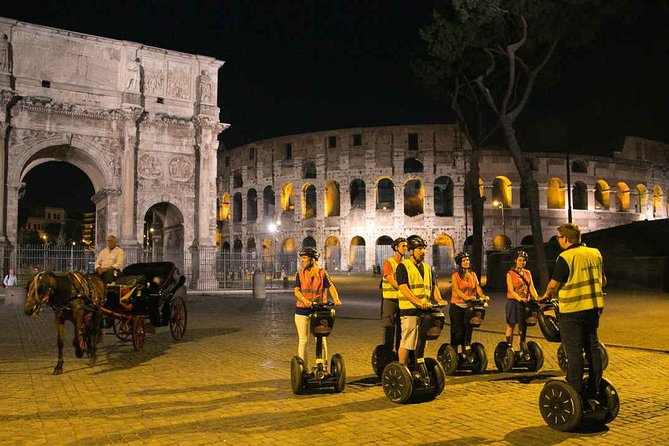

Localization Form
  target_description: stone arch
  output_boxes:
[246,237,256,253]
[349,235,366,272]
[263,186,275,219]
[433,234,455,274]
[634,184,648,214]
[376,177,395,210]
[222,241,231,252]
[282,237,296,254]
[247,188,258,221]
[521,235,533,245]
[615,182,630,212]
[375,235,393,268]
[404,157,423,173]
[572,181,588,210]
[143,202,185,271]
[219,192,230,220]
[233,238,243,253]
[324,180,340,217]
[595,180,610,210]
[350,179,366,209]
[302,184,317,219]
[233,192,243,222]
[547,177,566,209]
[324,236,341,272]
[492,234,511,251]
[652,185,663,217]
[404,179,424,216]
[571,159,588,173]
[434,176,454,217]
[303,161,317,179]
[281,182,295,212]
[302,236,317,248]
[492,176,512,208]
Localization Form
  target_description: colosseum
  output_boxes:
[217,124,669,275]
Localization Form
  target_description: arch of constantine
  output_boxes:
[0,18,227,287]
[217,124,669,273]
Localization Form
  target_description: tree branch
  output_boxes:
[501,15,528,115]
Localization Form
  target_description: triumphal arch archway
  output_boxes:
[0,18,227,286]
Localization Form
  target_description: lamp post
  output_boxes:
[267,219,281,280]
[492,200,506,246]
[42,235,48,270]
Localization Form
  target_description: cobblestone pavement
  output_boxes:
[1,279,668,445]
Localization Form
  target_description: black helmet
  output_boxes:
[406,235,427,250]
[515,251,529,259]
[299,248,320,260]
[391,237,407,251]
[454,252,470,267]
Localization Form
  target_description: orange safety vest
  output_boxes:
[296,267,327,308]
[451,271,478,306]
[507,269,531,300]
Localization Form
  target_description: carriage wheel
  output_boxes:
[169,295,187,340]
[527,341,544,372]
[539,380,583,431]
[381,362,413,404]
[371,344,396,379]
[425,357,446,399]
[290,356,306,395]
[437,343,459,375]
[77,312,92,356]
[471,342,488,374]
[113,318,132,341]
[494,341,515,372]
[331,353,346,393]
[132,317,145,351]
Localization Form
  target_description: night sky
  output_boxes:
[4,0,669,214]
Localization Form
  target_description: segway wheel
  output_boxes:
[527,341,544,372]
[381,362,413,404]
[290,356,306,395]
[598,377,620,424]
[494,341,515,372]
[437,343,458,375]
[471,342,488,374]
[539,380,583,432]
[599,342,609,371]
[557,343,568,372]
[424,358,446,399]
[371,344,396,379]
[331,353,346,393]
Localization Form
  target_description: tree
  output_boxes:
[415,0,640,287]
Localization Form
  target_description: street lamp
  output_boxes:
[268,220,282,279]
[492,200,506,245]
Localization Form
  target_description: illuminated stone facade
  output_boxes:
[217,124,669,273]
[0,18,227,283]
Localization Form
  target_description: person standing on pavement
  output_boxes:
[396,235,447,366]
[505,251,539,348]
[95,235,125,284]
[3,268,18,287]
[541,223,606,400]
[450,252,489,354]
[380,237,407,351]
[293,248,341,366]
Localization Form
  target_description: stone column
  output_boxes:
[118,108,144,247]
[0,91,16,246]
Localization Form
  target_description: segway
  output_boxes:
[537,299,609,372]
[290,302,346,394]
[539,377,620,431]
[494,300,544,372]
[381,306,446,403]
[371,305,401,378]
[437,298,488,375]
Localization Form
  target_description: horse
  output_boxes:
[24,271,106,375]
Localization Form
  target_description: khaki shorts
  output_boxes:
[400,315,419,350]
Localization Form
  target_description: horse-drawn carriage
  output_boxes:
[24,261,187,374]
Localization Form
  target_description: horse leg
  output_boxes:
[88,312,100,364]
[73,311,84,359]
[53,317,65,375]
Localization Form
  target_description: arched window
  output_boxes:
[233,239,243,253]
[219,193,230,220]
[246,189,258,221]
[492,176,512,208]
[434,176,454,216]
[403,158,423,173]
[246,238,256,253]
[595,180,610,210]
[615,182,630,212]
[281,183,295,212]
[303,184,317,219]
[349,236,366,272]
[634,184,648,214]
[263,186,275,219]
[233,192,242,222]
[652,185,663,217]
[325,236,341,272]
[404,179,424,216]
[376,178,395,210]
[572,181,588,210]
[350,179,366,209]
[302,236,317,248]
[325,180,340,217]
[303,161,317,179]
[547,178,566,209]
[571,159,588,173]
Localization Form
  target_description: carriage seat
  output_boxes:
[120,262,177,292]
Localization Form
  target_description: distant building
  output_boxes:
[217,124,669,273]
[23,206,66,239]
[81,212,95,246]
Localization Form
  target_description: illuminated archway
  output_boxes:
[349,236,366,272]
[324,236,341,272]
[615,182,630,212]
[324,180,340,217]
[547,178,565,209]
[595,180,610,210]
[652,185,663,217]
[219,192,230,220]
[634,184,648,214]
[404,179,424,216]
[375,235,394,269]
[492,234,510,251]
[492,176,512,208]
[376,177,395,210]
[281,183,295,212]
[433,234,455,274]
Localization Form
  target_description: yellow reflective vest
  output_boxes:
[557,245,604,313]
[381,257,401,299]
[398,259,433,310]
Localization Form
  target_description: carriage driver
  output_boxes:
[95,235,125,284]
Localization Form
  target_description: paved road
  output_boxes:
[1,277,668,445]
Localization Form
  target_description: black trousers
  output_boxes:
[559,308,602,395]
[381,298,400,350]
[449,304,473,348]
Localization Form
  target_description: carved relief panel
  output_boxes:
[167,62,192,100]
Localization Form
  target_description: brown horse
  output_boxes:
[24,271,106,375]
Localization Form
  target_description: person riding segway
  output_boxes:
[371,237,407,378]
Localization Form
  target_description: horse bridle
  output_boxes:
[27,272,54,318]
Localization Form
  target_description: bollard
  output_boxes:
[252,271,266,299]
[283,276,289,289]
[5,287,26,307]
